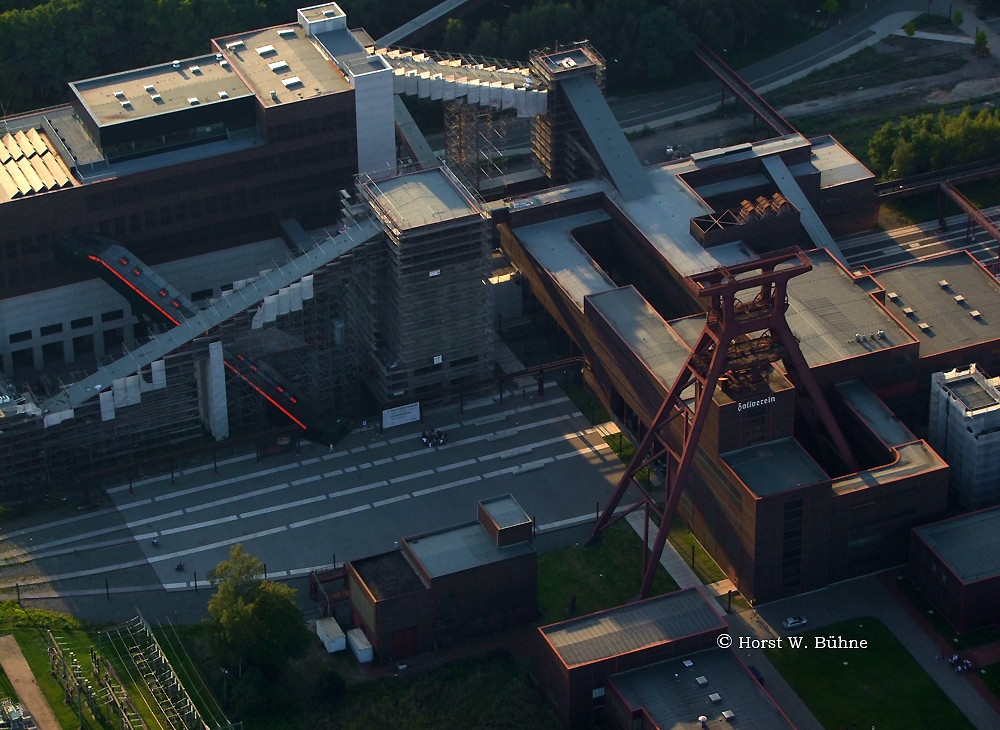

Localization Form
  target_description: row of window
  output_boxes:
[7,328,125,372]
[7,310,124,345]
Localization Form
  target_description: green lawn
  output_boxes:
[537,520,678,626]
[766,617,975,730]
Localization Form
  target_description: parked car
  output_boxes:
[782,616,808,629]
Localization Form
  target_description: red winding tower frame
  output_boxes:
[591,248,859,596]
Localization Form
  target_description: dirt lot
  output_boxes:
[629,34,1000,165]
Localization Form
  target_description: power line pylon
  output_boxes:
[591,248,858,597]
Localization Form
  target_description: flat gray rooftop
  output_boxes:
[610,649,794,730]
[215,25,351,106]
[540,589,724,669]
[837,380,916,448]
[620,164,730,277]
[513,209,615,309]
[915,507,1000,583]
[364,167,481,231]
[833,441,946,494]
[723,438,829,497]
[406,521,535,579]
[872,252,1000,357]
[71,54,253,126]
[586,286,691,390]
[315,27,387,76]
[785,250,913,368]
[480,494,530,529]
[788,134,873,189]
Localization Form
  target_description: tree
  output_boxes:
[822,0,839,15]
[952,9,963,27]
[975,29,989,56]
[205,544,311,676]
[904,21,916,37]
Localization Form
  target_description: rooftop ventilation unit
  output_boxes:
[887,291,898,300]
[268,60,289,72]
[188,97,200,105]
[918,322,931,331]
[324,8,336,16]
[220,59,230,68]
[226,41,245,51]
[278,28,296,38]
[902,306,914,316]
[190,65,201,74]
[954,295,966,304]
[113,90,125,99]
[269,89,278,100]
[971,310,982,319]
[151,93,162,102]
[218,91,229,99]
[256,44,276,56]
[143,84,155,93]
[120,101,132,109]
[215,53,223,61]
[282,76,303,88]
[938,279,950,288]
[172,60,180,68]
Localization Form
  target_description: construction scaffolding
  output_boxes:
[529,41,606,185]
[444,100,512,190]
[0,339,207,497]
[356,166,494,406]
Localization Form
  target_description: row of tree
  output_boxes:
[867,107,1000,180]
[1,0,830,113]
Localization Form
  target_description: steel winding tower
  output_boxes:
[591,248,859,596]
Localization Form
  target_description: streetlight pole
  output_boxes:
[221,667,229,708]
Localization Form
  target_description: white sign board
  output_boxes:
[382,401,421,430]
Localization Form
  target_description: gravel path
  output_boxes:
[0,634,60,730]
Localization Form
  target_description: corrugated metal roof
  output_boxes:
[540,589,724,668]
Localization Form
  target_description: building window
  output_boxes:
[71,316,94,330]
[10,349,33,371]
[9,330,31,344]
[40,323,63,337]
[101,309,124,323]
[73,334,95,358]
[42,341,64,364]
[103,328,124,352]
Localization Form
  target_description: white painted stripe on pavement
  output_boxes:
[126,510,184,528]
[289,503,370,529]
[373,495,410,507]
[436,458,476,472]
[291,474,322,486]
[390,469,434,484]
[323,469,343,478]
[161,515,238,534]
[185,483,292,513]
[240,495,326,519]
[329,480,387,498]
[411,475,481,497]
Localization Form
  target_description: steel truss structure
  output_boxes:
[591,249,859,596]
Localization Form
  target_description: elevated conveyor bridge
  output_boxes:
[46,219,381,422]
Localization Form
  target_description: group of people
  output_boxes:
[421,429,448,447]
[948,654,973,673]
